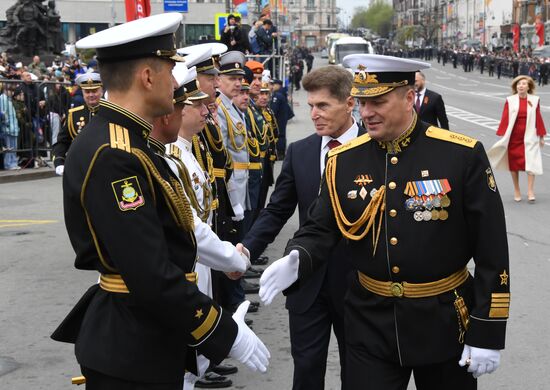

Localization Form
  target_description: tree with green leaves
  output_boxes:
[351,0,394,38]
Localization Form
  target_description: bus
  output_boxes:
[333,36,373,65]
[326,33,350,64]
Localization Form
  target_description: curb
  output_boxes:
[0,168,57,184]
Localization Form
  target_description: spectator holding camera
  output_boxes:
[221,14,246,53]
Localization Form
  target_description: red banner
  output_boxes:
[125,0,151,22]
[512,23,520,53]
[536,21,544,47]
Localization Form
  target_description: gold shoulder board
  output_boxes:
[328,133,372,158]
[109,123,131,153]
[68,105,85,114]
[170,144,182,159]
[425,126,477,149]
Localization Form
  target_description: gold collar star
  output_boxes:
[499,270,509,285]
[195,309,204,319]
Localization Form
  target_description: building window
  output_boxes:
[327,15,330,26]
[307,14,314,24]
[307,0,314,8]
[186,24,215,44]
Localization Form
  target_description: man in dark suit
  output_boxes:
[414,71,449,129]
[242,66,362,390]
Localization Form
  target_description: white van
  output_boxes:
[333,37,373,65]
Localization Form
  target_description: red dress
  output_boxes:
[496,97,546,171]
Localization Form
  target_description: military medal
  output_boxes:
[439,209,449,220]
[359,187,368,200]
[413,211,423,221]
[431,209,440,220]
[440,195,451,208]
[422,210,432,221]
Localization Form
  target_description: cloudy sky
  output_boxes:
[336,0,368,25]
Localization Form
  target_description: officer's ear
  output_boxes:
[345,95,355,113]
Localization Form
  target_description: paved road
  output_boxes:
[1,54,549,389]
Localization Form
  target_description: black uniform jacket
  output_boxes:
[418,89,450,130]
[52,104,98,167]
[198,116,234,237]
[51,100,237,382]
[286,117,510,366]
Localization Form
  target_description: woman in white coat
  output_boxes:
[488,75,546,202]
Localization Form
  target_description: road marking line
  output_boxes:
[0,219,58,228]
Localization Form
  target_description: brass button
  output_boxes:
[390,156,398,165]
[392,266,400,274]
[390,237,398,245]
[389,209,397,217]
[388,182,397,190]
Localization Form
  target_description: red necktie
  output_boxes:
[415,93,422,112]
[327,139,341,150]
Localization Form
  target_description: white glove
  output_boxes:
[459,344,501,378]
[55,165,64,176]
[231,203,244,221]
[229,301,270,372]
[259,250,299,305]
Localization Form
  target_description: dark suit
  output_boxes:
[417,89,449,130]
[243,126,365,390]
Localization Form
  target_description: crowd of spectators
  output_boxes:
[0,51,91,170]
[379,45,550,86]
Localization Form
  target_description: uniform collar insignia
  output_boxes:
[378,112,417,154]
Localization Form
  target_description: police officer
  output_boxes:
[51,72,102,175]
[51,14,269,389]
[259,54,509,389]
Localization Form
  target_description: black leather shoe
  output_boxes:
[243,268,262,279]
[251,256,268,266]
[210,363,238,376]
[195,372,232,388]
[242,280,259,294]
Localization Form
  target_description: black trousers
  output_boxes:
[345,347,476,390]
[81,366,183,390]
[288,278,346,390]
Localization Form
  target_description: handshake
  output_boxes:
[225,243,251,280]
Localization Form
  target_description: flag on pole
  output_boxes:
[125,0,151,22]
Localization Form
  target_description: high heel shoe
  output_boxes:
[528,196,536,203]
[514,196,522,202]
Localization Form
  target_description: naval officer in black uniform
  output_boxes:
[259,54,510,389]
[51,13,269,389]
[51,72,103,175]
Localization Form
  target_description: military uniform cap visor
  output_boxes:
[219,51,246,75]
[76,13,185,63]
[343,54,430,98]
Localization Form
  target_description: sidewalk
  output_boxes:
[0,166,55,184]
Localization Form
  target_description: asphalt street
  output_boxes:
[1,54,550,389]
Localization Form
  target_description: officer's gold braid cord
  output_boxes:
[192,135,206,172]
[172,156,209,223]
[218,102,246,151]
[131,148,195,232]
[326,155,386,252]
[204,120,225,153]
[248,108,267,146]
[262,109,277,143]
